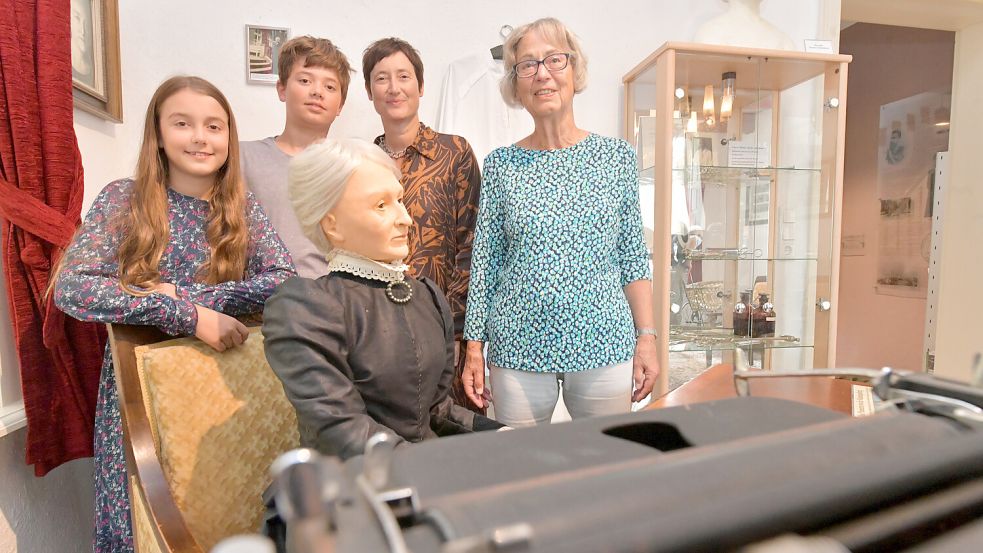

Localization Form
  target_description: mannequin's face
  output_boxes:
[513,30,575,119]
[319,161,412,261]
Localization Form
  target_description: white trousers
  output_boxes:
[489,360,634,428]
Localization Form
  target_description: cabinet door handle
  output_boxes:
[816,298,832,312]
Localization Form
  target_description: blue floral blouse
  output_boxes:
[463,133,651,373]
[54,178,295,553]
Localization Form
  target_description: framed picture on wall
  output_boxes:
[245,25,289,84]
[71,0,123,122]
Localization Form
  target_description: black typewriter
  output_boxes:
[265,356,983,553]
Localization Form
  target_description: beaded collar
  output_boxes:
[325,250,413,304]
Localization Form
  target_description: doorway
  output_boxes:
[835,23,954,371]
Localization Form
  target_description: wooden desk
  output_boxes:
[648,363,857,415]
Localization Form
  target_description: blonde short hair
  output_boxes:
[288,139,400,255]
[499,17,589,108]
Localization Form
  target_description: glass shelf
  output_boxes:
[639,166,821,185]
[672,166,822,174]
[681,249,818,262]
[668,326,811,353]
[639,165,821,180]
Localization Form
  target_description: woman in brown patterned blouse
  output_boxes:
[363,37,484,411]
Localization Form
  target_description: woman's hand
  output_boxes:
[153,282,178,299]
[462,340,489,408]
[632,335,660,402]
[194,305,249,352]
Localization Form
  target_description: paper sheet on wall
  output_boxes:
[875,92,949,298]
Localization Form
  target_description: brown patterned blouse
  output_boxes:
[374,123,480,340]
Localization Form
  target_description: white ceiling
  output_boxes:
[842,0,983,31]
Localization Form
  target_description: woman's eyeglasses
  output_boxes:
[512,53,573,78]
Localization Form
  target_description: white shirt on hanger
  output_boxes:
[434,50,534,164]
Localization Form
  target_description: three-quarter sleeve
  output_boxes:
[262,277,405,459]
[177,194,295,314]
[53,180,199,336]
[445,143,481,340]
[463,153,506,342]
[615,142,653,286]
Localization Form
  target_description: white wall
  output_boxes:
[0,1,828,551]
[935,21,983,382]
[0,429,93,553]
[74,0,824,212]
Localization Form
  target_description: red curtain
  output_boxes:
[0,0,107,475]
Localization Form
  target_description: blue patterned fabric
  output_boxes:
[464,133,651,373]
[54,179,295,553]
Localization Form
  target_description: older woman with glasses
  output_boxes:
[462,17,660,427]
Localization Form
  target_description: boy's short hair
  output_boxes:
[361,37,424,91]
[278,36,353,102]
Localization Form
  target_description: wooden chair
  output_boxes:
[109,323,300,553]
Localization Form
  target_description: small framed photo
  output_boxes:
[686,134,715,167]
[245,25,289,85]
[71,0,123,122]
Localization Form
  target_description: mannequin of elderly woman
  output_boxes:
[262,143,502,464]
[319,160,413,264]
[695,0,796,51]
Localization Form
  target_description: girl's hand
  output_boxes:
[462,340,489,408]
[153,282,178,299]
[194,305,249,352]
[632,335,660,402]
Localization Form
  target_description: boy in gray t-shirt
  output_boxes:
[240,36,353,278]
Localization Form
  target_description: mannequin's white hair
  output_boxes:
[288,138,400,255]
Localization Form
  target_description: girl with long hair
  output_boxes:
[52,76,295,552]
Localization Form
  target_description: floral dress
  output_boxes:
[53,179,295,553]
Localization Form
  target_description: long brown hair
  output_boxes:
[117,76,249,295]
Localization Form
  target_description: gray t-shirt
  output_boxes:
[241,137,328,278]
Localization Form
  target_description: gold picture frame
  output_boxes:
[71,0,122,122]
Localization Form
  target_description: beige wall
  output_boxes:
[837,23,954,371]
[935,21,983,382]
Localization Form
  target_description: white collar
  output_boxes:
[324,249,408,283]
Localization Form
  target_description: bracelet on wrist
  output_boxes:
[635,327,659,339]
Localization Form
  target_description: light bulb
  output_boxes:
[703,84,715,127]
[678,95,692,119]
[720,71,736,122]
[687,112,697,133]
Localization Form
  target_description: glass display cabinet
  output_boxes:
[623,43,851,396]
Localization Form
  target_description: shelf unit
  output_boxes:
[624,42,851,396]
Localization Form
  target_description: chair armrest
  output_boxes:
[109,324,202,553]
